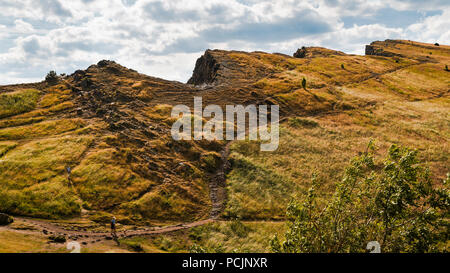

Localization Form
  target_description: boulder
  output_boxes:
[293,46,307,58]
[48,234,66,243]
[0,213,13,225]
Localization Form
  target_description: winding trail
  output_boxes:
[3,58,435,247]
[2,142,232,246]
[7,217,214,244]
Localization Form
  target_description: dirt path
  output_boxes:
[209,141,232,218]
[7,216,215,245]
[2,142,232,245]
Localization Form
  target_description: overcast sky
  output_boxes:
[0,0,449,84]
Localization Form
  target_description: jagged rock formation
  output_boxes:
[293,46,307,58]
[187,50,219,85]
[365,44,401,57]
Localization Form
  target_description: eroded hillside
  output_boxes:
[0,40,448,229]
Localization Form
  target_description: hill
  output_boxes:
[0,39,448,252]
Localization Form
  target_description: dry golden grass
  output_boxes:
[0,89,40,118]
[224,40,449,221]
[0,40,447,236]
[0,118,85,140]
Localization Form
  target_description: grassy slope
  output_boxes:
[0,40,448,252]
[0,67,218,224]
[224,40,449,220]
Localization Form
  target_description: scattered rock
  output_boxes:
[97,60,115,67]
[365,44,402,57]
[48,235,66,243]
[293,46,307,58]
[0,213,13,225]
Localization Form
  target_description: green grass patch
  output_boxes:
[71,148,154,210]
[223,150,297,220]
[0,136,92,218]
[0,176,81,219]
[0,118,85,140]
[0,89,40,118]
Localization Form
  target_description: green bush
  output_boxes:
[271,142,449,253]
[45,71,59,85]
[126,241,144,252]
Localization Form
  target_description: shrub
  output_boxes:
[0,213,13,225]
[126,241,144,252]
[301,78,307,89]
[271,142,449,253]
[445,65,449,72]
[48,234,66,243]
[189,244,207,253]
[200,152,220,172]
[45,71,59,85]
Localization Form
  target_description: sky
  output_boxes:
[0,0,449,84]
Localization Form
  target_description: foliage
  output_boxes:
[272,142,449,253]
[45,71,59,85]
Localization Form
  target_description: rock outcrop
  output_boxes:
[365,44,401,57]
[0,213,13,225]
[187,50,220,85]
[293,46,307,58]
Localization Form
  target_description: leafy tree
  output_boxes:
[45,70,59,85]
[272,142,449,253]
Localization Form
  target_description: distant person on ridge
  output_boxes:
[111,216,117,238]
[65,166,71,182]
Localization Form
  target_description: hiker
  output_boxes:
[111,216,117,237]
[65,166,71,181]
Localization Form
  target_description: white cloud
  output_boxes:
[406,9,450,43]
[0,0,449,84]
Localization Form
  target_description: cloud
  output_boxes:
[202,11,333,43]
[0,0,449,84]
[38,0,73,18]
